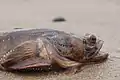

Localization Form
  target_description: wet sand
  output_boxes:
[0,0,120,80]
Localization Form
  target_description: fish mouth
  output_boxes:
[84,40,104,59]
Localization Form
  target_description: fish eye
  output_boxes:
[90,35,96,42]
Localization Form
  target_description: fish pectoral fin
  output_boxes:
[7,58,52,70]
[1,40,38,69]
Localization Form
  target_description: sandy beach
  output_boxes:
[0,0,120,80]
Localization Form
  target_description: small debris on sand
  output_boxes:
[14,28,23,29]
[52,17,66,22]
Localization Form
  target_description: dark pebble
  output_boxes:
[14,28,23,29]
[52,17,66,22]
